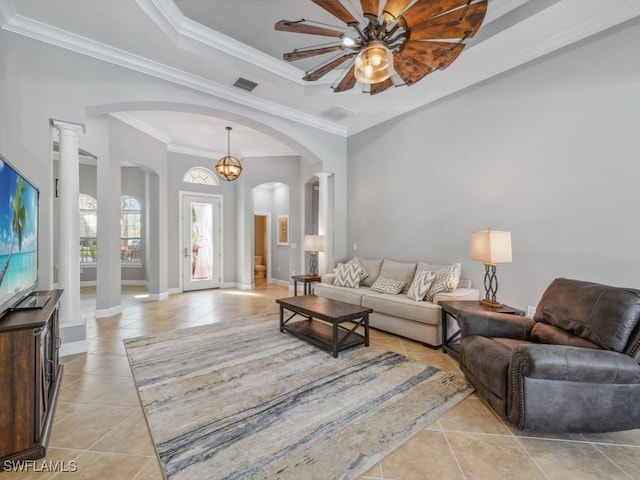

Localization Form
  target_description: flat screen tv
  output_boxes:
[0,154,39,318]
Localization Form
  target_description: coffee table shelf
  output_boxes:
[276,295,372,358]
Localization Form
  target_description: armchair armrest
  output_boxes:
[459,311,534,340]
[512,344,640,384]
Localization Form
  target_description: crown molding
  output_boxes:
[168,144,224,159]
[0,0,14,26]
[0,9,347,137]
[136,0,340,86]
[347,0,640,135]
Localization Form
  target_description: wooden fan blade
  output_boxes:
[401,40,465,70]
[275,20,343,38]
[333,63,357,92]
[410,19,478,40]
[393,52,435,85]
[361,0,380,18]
[370,77,394,95]
[284,46,343,61]
[312,0,359,25]
[409,2,488,39]
[303,54,354,81]
[382,0,412,21]
[401,0,468,27]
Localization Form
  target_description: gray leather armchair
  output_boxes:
[458,278,640,432]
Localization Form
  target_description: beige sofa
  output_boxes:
[313,258,479,347]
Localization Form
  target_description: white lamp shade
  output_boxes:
[470,230,512,264]
[304,235,325,253]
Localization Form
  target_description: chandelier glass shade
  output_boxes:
[354,41,394,84]
[215,126,242,182]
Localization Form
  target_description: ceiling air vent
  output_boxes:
[233,77,258,92]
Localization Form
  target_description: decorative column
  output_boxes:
[315,172,334,274]
[52,120,85,331]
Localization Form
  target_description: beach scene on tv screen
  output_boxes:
[0,158,38,301]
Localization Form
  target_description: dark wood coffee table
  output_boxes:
[276,295,372,357]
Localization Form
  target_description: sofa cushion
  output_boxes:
[358,257,384,287]
[370,276,405,295]
[362,293,441,325]
[334,262,364,288]
[313,283,370,306]
[531,320,601,349]
[425,263,461,301]
[407,270,436,301]
[379,260,417,293]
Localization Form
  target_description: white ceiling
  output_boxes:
[2,0,639,158]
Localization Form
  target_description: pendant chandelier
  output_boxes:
[215,126,243,181]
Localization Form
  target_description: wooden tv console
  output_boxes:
[0,290,63,463]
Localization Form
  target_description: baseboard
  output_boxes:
[221,282,236,289]
[270,279,290,287]
[80,281,97,287]
[236,283,253,291]
[95,305,123,318]
[59,340,88,357]
[148,292,169,301]
[121,280,149,287]
[168,288,182,295]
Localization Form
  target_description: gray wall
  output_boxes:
[347,20,640,311]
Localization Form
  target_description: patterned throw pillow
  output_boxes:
[425,263,461,302]
[406,270,437,301]
[370,276,406,295]
[346,257,369,282]
[334,262,363,289]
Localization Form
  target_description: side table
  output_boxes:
[292,274,321,296]
[440,300,525,359]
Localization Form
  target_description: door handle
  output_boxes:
[184,247,189,258]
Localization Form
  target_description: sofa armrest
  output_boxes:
[434,288,479,303]
[459,311,535,340]
[511,344,640,383]
[321,273,335,284]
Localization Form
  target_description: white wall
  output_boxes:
[347,20,640,310]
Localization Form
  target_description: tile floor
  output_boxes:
[6,284,640,479]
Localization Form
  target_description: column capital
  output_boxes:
[51,119,85,136]
[315,172,333,179]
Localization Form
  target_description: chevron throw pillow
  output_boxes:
[406,270,437,301]
[370,276,406,295]
[334,262,363,288]
[424,263,461,301]
[346,257,369,282]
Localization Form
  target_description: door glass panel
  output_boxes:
[191,202,214,281]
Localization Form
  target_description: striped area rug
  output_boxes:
[124,313,472,479]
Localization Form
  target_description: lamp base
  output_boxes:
[480,298,504,308]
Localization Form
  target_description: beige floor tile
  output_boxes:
[53,451,150,480]
[90,411,156,456]
[360,462,383,479]
[595,444,640,479]
[438,397,512,435]
[447,432,547,479]
[520,438,630,480]
[382,430,465,480]
[49,404,137,450]
[132,457,165,480]
[61,353,127,375]
[58,373,140,407]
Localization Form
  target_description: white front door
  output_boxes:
[182,194,221,291]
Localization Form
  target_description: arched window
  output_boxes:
[79,194,97,264]
[121,195,142,264]
[183,167,219,186]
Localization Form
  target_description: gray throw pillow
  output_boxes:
[334,262,363,289]
[370,276,406,295]
[425,263,461,301]
[407,270,436,301]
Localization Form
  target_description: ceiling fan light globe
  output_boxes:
[342,35,356,47]
[354,42,394,84]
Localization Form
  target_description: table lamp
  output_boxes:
[304,235,325,276]
[470,228,512,307]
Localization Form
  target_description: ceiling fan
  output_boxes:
[275,0,488,95]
